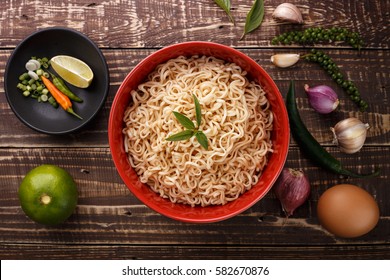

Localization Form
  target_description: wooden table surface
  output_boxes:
[0,0,389,260]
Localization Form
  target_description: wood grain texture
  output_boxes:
[1,49,389,147]
[0,148,388,247]
[1,244,389,260]
[0,0,388,48]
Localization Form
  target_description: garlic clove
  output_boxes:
[331,118,370,154]
[272,3,304,24]
[271,53,300,68]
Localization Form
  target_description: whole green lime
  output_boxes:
[18,164,78,226]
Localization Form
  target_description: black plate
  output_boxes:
[4,27,110,134]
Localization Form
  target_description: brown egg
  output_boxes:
[317,184,379,238]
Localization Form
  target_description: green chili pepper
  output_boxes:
[286,80,379,178]
[49,72,83,103]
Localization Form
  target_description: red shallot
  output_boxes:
[274,168,311,217]
[304,84,339,114]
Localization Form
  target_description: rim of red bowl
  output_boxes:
[108,41,290,223]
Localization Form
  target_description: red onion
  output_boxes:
[304,84,339,114]
[274,168,311,217]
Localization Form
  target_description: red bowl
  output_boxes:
[108,42,289,223]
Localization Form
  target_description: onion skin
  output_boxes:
[274,168,311,217]
[304,84,339,114]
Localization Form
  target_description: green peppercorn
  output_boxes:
[355,96,362,102]
[272,28,367,111]
[307,51,368,110]
[271,27,363,50]
[360,100,368,110]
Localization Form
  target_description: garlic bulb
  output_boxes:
[271,53,300,68]
[330,118,370,154]
[272,3,303,24]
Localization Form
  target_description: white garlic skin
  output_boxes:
[272,3,304,24]
[331,118,370,154]
[271,53,300,68]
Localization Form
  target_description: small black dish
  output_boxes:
[4,27,110,134]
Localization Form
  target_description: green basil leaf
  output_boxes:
[166,130,195,141]
[213,0,235,24]
[173,111,195,130]
[240,0,264,40]
[193,94,202,127]
[195,131,209,150]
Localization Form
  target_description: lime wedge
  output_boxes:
[50,55,94,88]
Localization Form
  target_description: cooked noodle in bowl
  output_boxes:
[123,56,273,207]
[109,42,289,223]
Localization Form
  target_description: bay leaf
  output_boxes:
[241,0,265,40]
[213,0,235,24]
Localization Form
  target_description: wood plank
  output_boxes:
[0,0,388,48]
[0,147,388,246]
[1,244,389,260]
[1,49,389,147]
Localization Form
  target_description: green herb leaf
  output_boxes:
[173,111,195,130]
[195,131,209,150]
[193,94,202,128]
[213,0,235,24]
[166,130,195,141]
[167,98,209,149]
[240,0,265,40]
